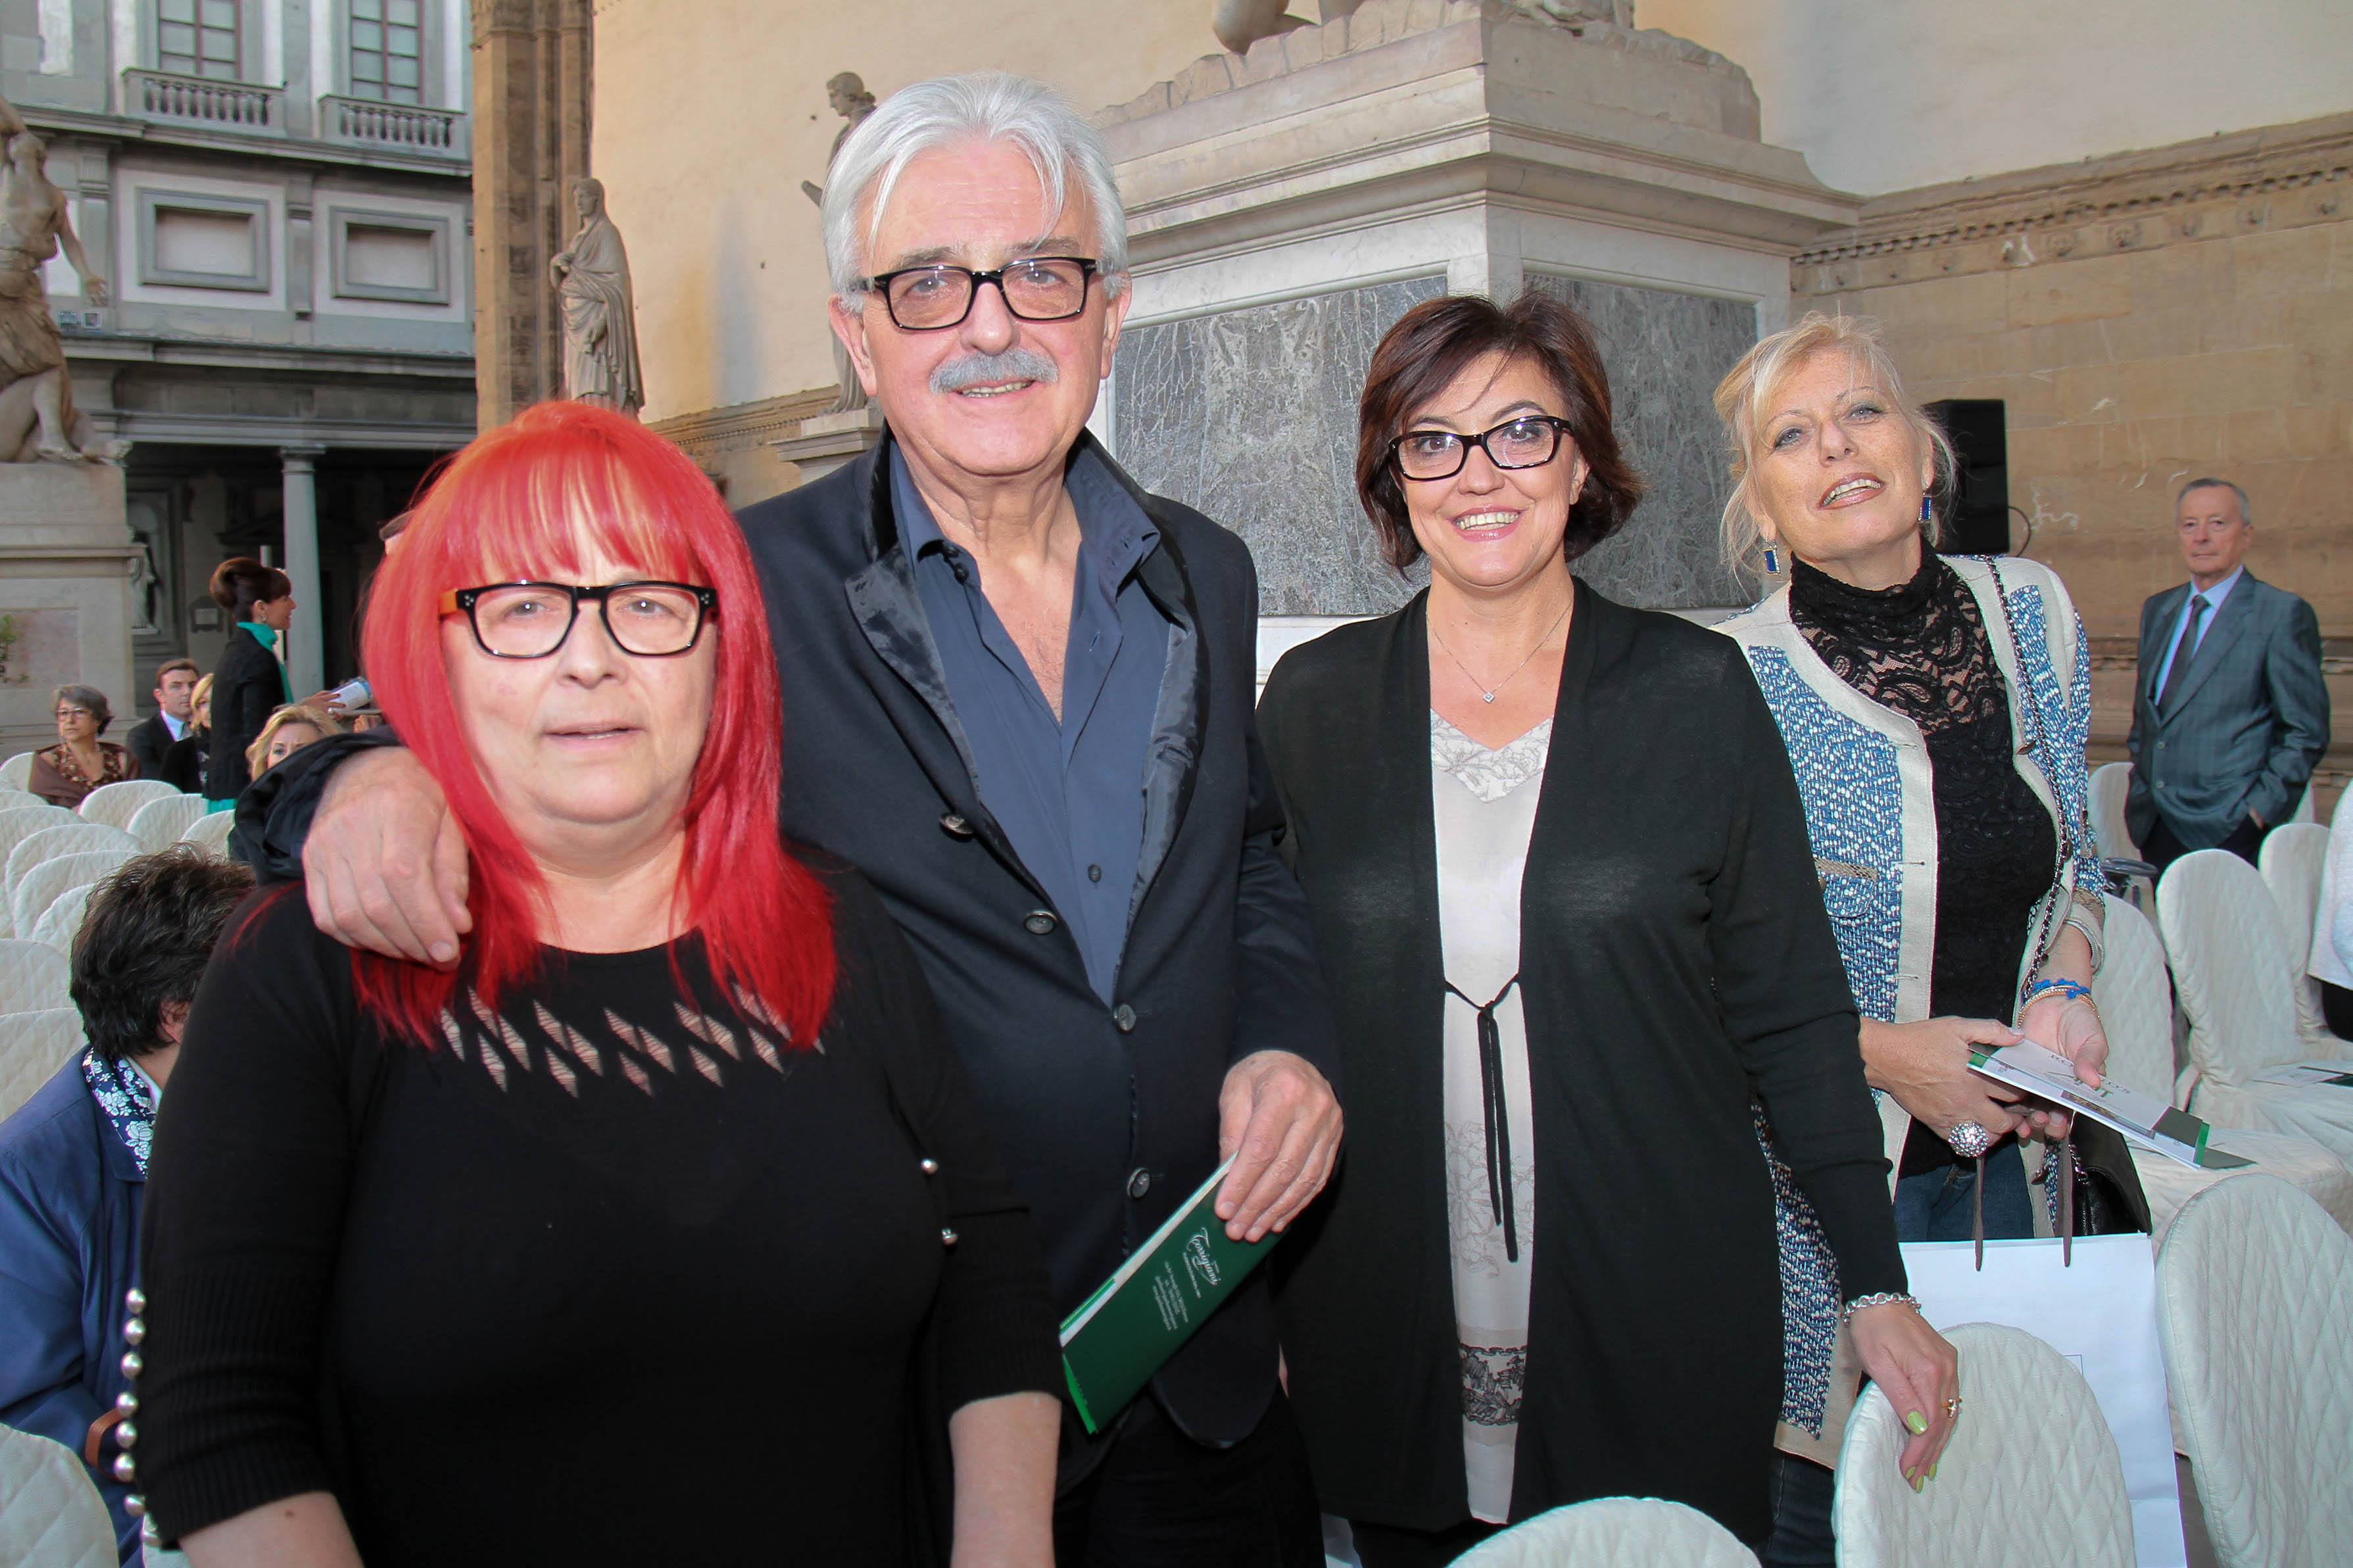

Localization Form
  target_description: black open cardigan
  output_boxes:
[1259,582,1904,1542]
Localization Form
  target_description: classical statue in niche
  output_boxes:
[800,72,879,414]
[0,90,107,462]
[549,177,644,419]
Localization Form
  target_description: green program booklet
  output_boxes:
[1059,1157,1278,1433]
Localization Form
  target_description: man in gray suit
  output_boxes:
[2127,477,2329,872]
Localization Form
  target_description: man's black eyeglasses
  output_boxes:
[439,582,717,659]
[1388,416,1576,481]
[863,256,1100,331]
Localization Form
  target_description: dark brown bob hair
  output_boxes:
[1356,291,1645,573]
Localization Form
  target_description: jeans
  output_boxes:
[1052,1392,1324,1568]
[1758,1453,1837,1568]
[1892,1143,2035,1243]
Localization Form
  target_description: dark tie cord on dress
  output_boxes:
[1445,974,1523,1263]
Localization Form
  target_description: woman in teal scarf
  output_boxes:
[203,556,294,809]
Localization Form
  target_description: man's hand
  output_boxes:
[1214,1050,1341,1243]
[304,748,470,968]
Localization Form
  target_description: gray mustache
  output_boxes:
[930,347,1060,394]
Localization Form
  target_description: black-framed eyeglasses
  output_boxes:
[1388,416,1574,481]
[439,582,717,660]
[863,256,1100,331]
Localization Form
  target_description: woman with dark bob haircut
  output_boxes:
[130,402,1061,1567]
[1260,292,1956,1563]
[202,556,295,809]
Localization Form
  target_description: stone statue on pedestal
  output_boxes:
[801,72,878,414]
[0,90,107,462]
[549,178,644,418]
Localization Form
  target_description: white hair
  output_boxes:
[820,71,1128,306]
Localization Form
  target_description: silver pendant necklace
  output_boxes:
[1430,594,1572,703]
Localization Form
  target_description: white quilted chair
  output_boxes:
[2159,849,2353,1165]
[2088,761,2137,862]
[29,883,95,954]
[4,820,137,890]
[0,803,75,881]
[1451,1497,1756,1567]
[2260,822,2335,1049]
[1833,1322,2133,1568]
[0,1422,116,1568]
[0,751,33,791]
[0,936,70,1012]
[177,809,237,858]
[78,778,177,830]
[0,1007,84,1120]
[10,849,134,941]
[2158,1174,2353,1568]
[125,793,208,852]
[0,787,39,811]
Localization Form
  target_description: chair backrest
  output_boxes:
[0,1421,116,1568]
[1835,1321,2133,1568]
[2158,849,2309,1087]
[0,788,40,812]
[0,751,33,791]
[2158,1174,2353,1565]
[1451,1497,1758,1567]
[2095,893,2178,1105]
[2088,761,2137,863]
[11,849,135,941]
[28,884,95,955]
[78,777,178,830]
[2259,822,2332,1047]
[126,792,209,853]
[176,808,237,858]
[0,937,71,1012]
[0,803,76,868]
[0,1007,84,1120]
[4,820,137,890]
[2294,780,2317,824]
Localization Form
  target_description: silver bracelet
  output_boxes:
[1841,1291,1922,1325]
[2064,908,2106,972]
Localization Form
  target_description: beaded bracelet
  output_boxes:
[2023,977,2094,1007]
[1841,1291,1922,1325]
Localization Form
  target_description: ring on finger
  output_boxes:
[1943,1395,1962,1419]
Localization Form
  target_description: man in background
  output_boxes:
[2127,477,2329,872]
[124,658,199,778]
[0,848,255,1561]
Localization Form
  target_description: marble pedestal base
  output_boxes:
[0,462,135,755]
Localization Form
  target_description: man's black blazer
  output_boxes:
[124,712,178,778]
[247,429,1341,1446]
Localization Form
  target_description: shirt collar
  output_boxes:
[890,445,1158,582]
[162,711,188,740]
[2186,565,2244,610]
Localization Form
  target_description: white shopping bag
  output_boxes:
[1902,1235,2184,1568]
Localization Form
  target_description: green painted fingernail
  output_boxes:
[1911,1471,1924,1493]
[1905,1411,1929,1435]
[1928,1461,1939,1481]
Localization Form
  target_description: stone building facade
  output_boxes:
[0,0,472,750]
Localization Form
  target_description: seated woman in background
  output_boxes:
[157,676,210,796]
[132,402,1061,1568]
[1712,314,2123,1564]
[1261,293,1954,1567]
[30,684,138,808]
[203,557,295,810]
[243,701,344,780]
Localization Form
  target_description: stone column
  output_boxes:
[279,445,326,699]
[472,0,594,429]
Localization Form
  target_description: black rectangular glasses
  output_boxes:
[863,256,1099,331]
[439,581,717,659]
[1388,416,1574,481]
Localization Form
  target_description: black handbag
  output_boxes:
[2057,1116,2152,1236]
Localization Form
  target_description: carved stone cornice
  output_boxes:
[1792,110,2353,295]
[649,387,836,458]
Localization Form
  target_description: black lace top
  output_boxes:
[1790,555,2058,1175]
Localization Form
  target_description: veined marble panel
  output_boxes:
[1525,272,1757,610]
[1114,275,1445,617]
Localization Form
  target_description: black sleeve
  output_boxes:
[1707,662,1907,1302]
[233,728,402,884]
[828,868,1061,1412]
[126,718,164,777]
[136,890,362,1543]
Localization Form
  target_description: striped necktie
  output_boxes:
[2156,593,2210,703]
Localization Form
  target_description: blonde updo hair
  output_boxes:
[1712,312,1954,582]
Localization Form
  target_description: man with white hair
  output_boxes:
[247,71,1340,1563]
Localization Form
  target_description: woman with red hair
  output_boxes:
[128,403,1062,1567]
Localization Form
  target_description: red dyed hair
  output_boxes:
[352,400,834,1049]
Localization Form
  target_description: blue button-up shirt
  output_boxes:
[2151,564,2244,700]
[894,448,1167,1002]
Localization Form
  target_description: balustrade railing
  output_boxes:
[318,95,468,158]
[124,69,282,132]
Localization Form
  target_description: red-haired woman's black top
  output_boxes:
[133,859,1059,1567]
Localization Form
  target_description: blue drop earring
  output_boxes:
[1920,494,1933,523]
[1762,543,1780,575]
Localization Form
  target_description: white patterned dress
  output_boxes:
[1432,711,1549,1523]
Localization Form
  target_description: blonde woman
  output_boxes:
[1713,314,2119,1565]
[243,701,344,780]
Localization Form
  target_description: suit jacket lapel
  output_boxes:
[2158,577,2256,723]
[1128,515,1204,919]
[2141,582,2189,705]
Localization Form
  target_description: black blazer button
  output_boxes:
[1127,1168,1152,1199]
[1024,910,1057,935]
[1112,1003,1137,1032]
[940,813,975,838]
